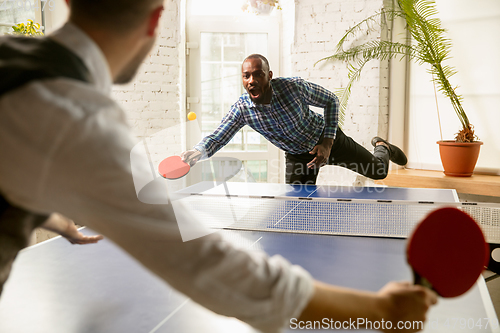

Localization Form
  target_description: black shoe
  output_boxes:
[371,137,408,166]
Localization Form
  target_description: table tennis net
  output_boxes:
[178,194,500,243]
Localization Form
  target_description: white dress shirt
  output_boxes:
[0,23,314,332]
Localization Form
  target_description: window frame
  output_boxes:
[186,15,281,184]
[0,0,45,33]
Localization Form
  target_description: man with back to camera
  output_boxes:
[181,54,407,185]
[0,1,436,332]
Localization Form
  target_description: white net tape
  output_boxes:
[462,205,500,243]
[178,193,500,243]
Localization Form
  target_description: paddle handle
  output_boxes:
[181,150,202,167]
[413,270,433,290]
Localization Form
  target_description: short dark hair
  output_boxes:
[70,0,163,32]
[243,54,270,72]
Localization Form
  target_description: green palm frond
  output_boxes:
[316,0,471,140]
[318,40,422,65]
[330,8,405,55]
[334,59,372,127]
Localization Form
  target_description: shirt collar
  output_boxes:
[49,22,112,95]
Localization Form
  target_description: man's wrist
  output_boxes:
[321,138,334,149]
[193,146,208,160]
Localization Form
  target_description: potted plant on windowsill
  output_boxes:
[316,0,482,177]
[8,19,44,37]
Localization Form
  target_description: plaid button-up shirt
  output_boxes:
[195,77,339,158]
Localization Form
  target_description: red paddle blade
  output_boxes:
[407,207,488,298]
[158,156,190,180]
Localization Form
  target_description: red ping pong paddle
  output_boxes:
[158,156,190,180]
[407,207,489,298]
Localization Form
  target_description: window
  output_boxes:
[0,0,49,35]
[199,31,268,153]
[186,0,281,183]
[405,0,500,174]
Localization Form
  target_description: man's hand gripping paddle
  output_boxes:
[407,207,489,298]
[158,156,190,180]
[157,150,201,180]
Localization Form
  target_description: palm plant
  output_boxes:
[316,0,476,142]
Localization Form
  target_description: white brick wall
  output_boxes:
[290,0,389,148]
[112,0,184,162]
[0,5,37,34]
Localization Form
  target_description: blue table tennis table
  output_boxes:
[0,182,498,333]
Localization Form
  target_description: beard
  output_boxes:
[247,85,272,104]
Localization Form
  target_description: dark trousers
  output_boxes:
[285,128,390,185]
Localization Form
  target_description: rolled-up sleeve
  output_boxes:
[297,78,339,140]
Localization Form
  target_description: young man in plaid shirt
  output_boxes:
[182,54,407,185]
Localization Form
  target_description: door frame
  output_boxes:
[186,16,281,183]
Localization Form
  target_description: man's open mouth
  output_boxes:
[249,87,261,99]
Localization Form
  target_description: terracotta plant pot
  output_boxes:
[437,141,483,177]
